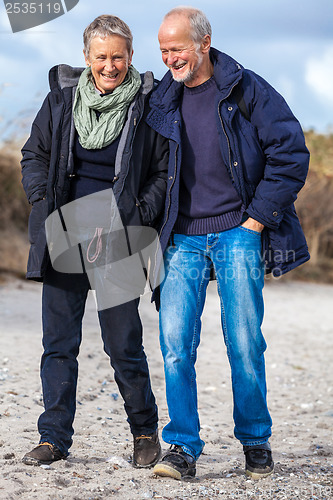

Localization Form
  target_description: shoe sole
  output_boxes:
[22,456,66,466]
[153,463,182,480]
[245,467,274,480]
[22,457,47,466]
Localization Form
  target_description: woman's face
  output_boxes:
[84,35,133,93]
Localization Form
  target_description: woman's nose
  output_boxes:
[104,59,114,72]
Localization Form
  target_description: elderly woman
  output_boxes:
[21,15,168,467]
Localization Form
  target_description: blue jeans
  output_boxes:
[159,228,272,459]
[38,265,158,454]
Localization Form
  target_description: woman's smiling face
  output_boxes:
[84,35,133,93]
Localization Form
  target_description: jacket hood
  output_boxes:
[49,64,84,91]
[149,47,243,113]
[209,48,243,95]
[48,64,155,95]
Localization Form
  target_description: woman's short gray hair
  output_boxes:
[83,15,133,56]
[164,6,212,44]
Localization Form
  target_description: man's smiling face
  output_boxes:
[84,35,133,94]
[158,15,204,87]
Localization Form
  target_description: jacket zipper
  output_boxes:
[218,84,238,185]
[154,142,178,270]
[53,103,65,209]
[116,106,142,201]
[159,143,178,238]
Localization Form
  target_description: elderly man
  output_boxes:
[147,6,310,480]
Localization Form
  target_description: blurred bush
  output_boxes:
[0,140,31,278]
[0,141,30,230]
[293,131,333,282]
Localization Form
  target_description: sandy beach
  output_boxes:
[0,277,332,499]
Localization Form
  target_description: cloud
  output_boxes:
[275,75,295,104]
[0,10,11,30]
[16,23,83,66]
[305,45,333,106]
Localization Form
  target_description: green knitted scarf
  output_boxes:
[73,65,141,149]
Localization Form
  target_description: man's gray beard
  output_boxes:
[170,49,203,84]
[171,67,195,83]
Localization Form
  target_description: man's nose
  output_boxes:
[166,52,177,66]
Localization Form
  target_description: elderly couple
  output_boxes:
[21,7,309,480]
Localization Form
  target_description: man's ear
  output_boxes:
[201,35,211,54]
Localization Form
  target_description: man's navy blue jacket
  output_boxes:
[146,48,310,278]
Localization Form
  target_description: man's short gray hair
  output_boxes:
[163,6,212,44]
[83,15,133,56]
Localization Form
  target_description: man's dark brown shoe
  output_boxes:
[133,431,161,468]
[22,442,67,466]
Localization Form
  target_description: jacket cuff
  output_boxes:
[29,192,46,205]
[246,201,284,230]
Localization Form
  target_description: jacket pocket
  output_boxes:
[236,114,265,186]
[134,197,154,227]
[28,198,48,245]
[263,204,309,276]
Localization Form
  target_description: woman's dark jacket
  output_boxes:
[146,48,310,279]
[21,64,168,280]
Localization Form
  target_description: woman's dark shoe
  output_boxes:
[22,442,67,466]
[133,431,161,468]
[244,447,274,479]
[153,445,196,480]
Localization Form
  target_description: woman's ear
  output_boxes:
[128,49,134,66]
[83,49,90,67]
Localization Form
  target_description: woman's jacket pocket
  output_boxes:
[28,198,49,245]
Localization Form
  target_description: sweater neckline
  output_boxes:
[183,75,216,95]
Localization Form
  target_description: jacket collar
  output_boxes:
[149,47,243,116]
[209,47,243,96]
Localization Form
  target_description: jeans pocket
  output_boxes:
[238,225,262,237]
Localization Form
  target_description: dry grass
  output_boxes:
[0,140,30,277]
[0,141,30,231]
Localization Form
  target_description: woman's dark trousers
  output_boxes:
[37,265,158,454]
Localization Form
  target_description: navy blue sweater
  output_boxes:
[69,134,120,201]
[174,76,243,235]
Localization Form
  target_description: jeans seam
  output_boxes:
[206,232,220,251]
[215,275,231,360]
[190,259,209,385]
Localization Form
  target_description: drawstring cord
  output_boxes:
[87,227,103,263]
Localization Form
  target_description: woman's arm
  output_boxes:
[21,94,53,204]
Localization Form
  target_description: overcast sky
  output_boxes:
[0,0,332,142]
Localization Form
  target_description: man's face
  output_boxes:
[84,35,133,94]
[158,16,204,86]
